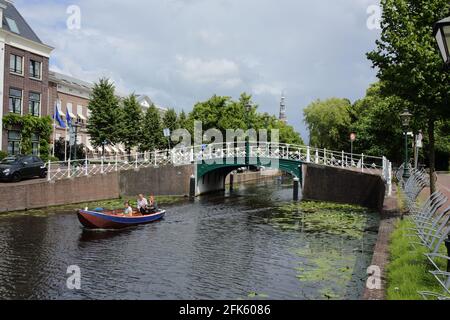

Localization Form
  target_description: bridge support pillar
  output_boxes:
[189,175,196,199]
[229,172,234,192]
[293,177,300,201]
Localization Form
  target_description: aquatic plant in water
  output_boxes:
[270,201,379,300]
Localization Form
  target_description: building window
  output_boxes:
[29,92,41,117]
[7,131,21,155]
[31,134,40,156]
[6,17,20,34]
[9,88,22,114]
[29,60,41,79]
[10,54,23,74]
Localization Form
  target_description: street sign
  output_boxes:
[163,128,171,138]
[350,133,356,142]
[416,132,423,148]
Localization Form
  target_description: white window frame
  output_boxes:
[29,59,42,80]
[9,88,23,115]
[10,54,24,76]
[29,92,41,117]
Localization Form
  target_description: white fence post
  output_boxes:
[101,156,104,174]
[67,159,71,178]
[47,160,51,182]
[315,149,319,164]
[306,146,311,163]
[154,150,157,166]
[135,152,138,169]
[286,144,290,160]
[324,149,327,165]
[341,151,345,168]
[115,154,118,172]
[361,154,365,172]
[388,161,393,196]
[85,153,88,176]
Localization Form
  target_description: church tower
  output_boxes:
[279,92,287,123]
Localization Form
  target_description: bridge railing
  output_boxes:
[45,142,392,195]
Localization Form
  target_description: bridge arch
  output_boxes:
[195,157,302,195]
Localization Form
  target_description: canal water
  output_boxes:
[0,178,379,300]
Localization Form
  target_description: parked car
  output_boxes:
[0,155,47,182]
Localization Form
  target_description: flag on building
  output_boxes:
[54,103,66,129]
[66,108,72,127]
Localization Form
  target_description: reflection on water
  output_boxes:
[0,178,379,300]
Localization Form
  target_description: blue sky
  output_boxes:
[15,0,381,142]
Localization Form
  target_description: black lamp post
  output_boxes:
[245,102,252,166]
[433,16,450,67]
[400,108,412,180]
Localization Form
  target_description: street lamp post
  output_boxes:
[245,102,252,166]
[400,109,412,181]
[433,16,450,67]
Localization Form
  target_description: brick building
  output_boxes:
[48,74,168,158]
[0,1,168,158]
[0,0,53,154]
[48,71,95,157]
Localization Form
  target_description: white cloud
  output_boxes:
[175,55,241,87]
[15,0,381,140]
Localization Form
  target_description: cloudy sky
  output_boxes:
[16,0,381,141]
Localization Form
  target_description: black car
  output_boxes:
[0,155,47,182]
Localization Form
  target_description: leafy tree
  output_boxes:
[367,0,450,193]
[350,83,406,163]
[189,95,229,132]
[54,137,86,161]
[177,110,188,129]
[188,93,304,145]
[162,108,178,149]
[119,94,143,156]
[303,98,352,150]
[276,121,305,145]
[140,104,164,151]
[87,78,122,155]
[162,108,178,131]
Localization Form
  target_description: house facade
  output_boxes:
[48,74,168,158]
[0,1,169,158]
[48,71,96,156]
[0,0,53,155]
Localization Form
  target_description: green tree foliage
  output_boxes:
[187,93,304,145]
[177,110,188,130]
[162,108,178,148]
[367,0,450,192]
[119,94,143,155]
[87,78,122,153]
[54,137,86,161]
[163,108,178,132]
[140,105,164,151]
[303,98,351,150]
[2,113,52,161]
[350,83,406,163]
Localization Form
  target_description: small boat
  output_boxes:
[77,208,166,230]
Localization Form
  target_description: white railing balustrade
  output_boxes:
[46,142,392,191]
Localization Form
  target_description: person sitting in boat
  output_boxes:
[148,195,158,210]
[139,195,158,215]
[123,201,133,216]
[137,194,149,214]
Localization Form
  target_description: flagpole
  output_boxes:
[52,105,56,157]
[64,126,68,162]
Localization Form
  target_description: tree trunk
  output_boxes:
[428,118,436,195]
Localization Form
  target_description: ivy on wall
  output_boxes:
[2,114,53,161]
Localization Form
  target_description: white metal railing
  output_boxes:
[46,142,392,193]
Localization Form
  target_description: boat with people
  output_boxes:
[77,208,166,230]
